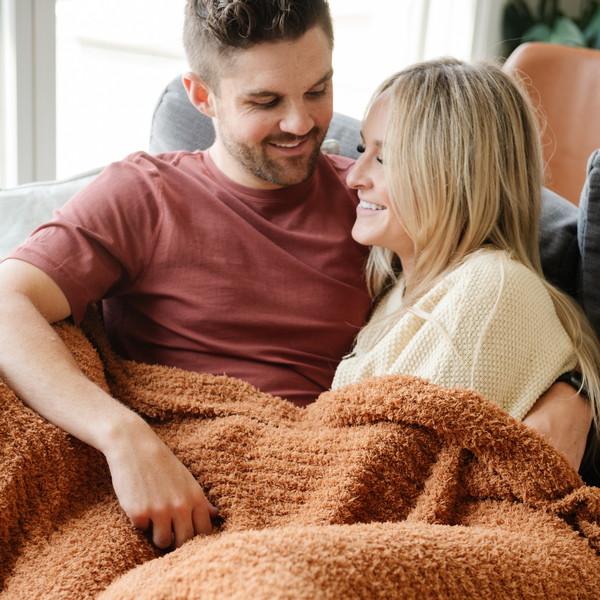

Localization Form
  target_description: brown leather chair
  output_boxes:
[503,42,600,206]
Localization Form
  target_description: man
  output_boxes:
[0,0,591,551]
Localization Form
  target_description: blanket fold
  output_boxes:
[1,306,600,599]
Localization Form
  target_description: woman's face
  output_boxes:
[347,91,415,269]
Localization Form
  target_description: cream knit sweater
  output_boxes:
[332,250,576,420]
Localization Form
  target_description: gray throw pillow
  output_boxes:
[578,149,600,338]
[0,167,103,260]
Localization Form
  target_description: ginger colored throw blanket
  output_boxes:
[3,309,600,599]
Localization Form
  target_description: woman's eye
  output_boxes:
[356,144,383,164]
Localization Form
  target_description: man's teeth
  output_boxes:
[359,200,386,210]
[274,142,301,148]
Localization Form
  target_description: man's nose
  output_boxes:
[279,102,314,136]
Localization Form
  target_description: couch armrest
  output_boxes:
[0,167,103,260]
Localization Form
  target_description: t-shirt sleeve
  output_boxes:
[6,153,164,324]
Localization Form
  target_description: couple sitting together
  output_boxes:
[0,0,598,551]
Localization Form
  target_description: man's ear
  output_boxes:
[182,72,216,118]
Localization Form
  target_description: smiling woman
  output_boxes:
[332,59,600,472]
[348,91,415,278]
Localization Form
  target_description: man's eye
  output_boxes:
[308,88,326,98]
[253,98,279,109]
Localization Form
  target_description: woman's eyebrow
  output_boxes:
[359,132,382,148]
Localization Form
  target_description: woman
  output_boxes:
[332,58,600,446]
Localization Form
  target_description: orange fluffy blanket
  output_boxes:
[2,309,600,599]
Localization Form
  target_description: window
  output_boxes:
[55,0,188,179]
[331,0,504,120]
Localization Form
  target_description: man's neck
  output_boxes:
[208,142,284,191]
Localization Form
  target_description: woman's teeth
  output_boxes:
[359,200,386,210]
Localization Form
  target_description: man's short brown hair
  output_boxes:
[183,0,334,93]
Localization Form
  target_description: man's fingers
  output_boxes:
[129,514,150,532]
[104,423,217,549]
[172,512,196,549]
[192,502,213,536]
[208,501,220,518]
[152,515,175,549]
[171,494,218,548]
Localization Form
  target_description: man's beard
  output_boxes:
[216,125,326,188]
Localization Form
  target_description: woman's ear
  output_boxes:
[182,72,216,117]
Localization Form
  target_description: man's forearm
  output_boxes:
[0,289,143,451]
[523,382,592,470]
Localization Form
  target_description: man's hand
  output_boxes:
[103,415,219,549]
[523,381,592,470]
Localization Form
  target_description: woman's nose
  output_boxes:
[346,156,370,189]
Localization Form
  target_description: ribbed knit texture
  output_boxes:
[333,250,576,420]
[2,308,600,599]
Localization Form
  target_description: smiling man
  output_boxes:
[182,1,335,190]
[186,33,334,189]
[0,0,372,551]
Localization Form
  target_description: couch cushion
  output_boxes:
[539,187,580,298]
[578,149,600,337]
[0,168,103,260]
[149,76,362,159]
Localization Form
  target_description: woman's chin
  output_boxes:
[351,223,376,248]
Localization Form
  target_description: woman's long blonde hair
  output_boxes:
[355,57,600,425]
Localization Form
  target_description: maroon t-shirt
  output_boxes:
[9,150,371,406]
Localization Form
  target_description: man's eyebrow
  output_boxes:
[243,69,334,98]
[312,69,334,88]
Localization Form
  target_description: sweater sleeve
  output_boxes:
[332,251,577,420]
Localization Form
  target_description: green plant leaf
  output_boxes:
[551,16,587,46]
[583,4,600,48]
[522,22,553,43]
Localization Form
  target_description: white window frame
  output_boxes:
[0,0,55,187]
